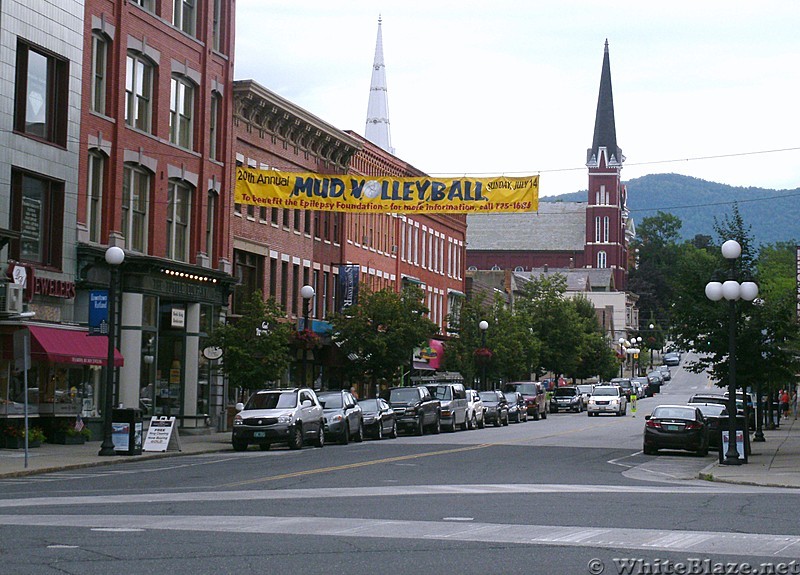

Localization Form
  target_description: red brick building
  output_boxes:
[75,0,236,430]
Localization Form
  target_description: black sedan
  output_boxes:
[688,402,727,447]
[479,390,509,427]
[358,398,397,440]
[504,391,528,423]
[643,405,709,456]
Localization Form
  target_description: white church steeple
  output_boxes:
[365,15,394,154]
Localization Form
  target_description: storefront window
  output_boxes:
[0,360,39,416]
[139,332,157,417]
[37,366,88,415]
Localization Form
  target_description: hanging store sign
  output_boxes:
[235,168,539,214]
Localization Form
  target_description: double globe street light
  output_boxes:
[704,239,758,465]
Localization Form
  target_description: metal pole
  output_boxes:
[754,380,765,442]
[481,330,487,391]
[300,299,309,386]
[99,266,118,456]
[723,296,741,465]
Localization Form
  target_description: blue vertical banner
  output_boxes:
[88,290,109,335]
[337,265,360,312]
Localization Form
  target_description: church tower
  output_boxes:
[585,40,629,290]
[364,16,394,154]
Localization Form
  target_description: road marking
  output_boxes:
[2,514,799,559]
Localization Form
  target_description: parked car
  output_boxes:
[465,389,486,429]
[663,352,681,367]
[656,365,672,381]
[587,385,627,417]
[632,377,651,398]
[503,381,549,420]
[723,391,756,428]
[550,386,584,413]
[479,390,509,426]
[426,382,468,432]
[691,393,751,428]
[232,388,325,451]
[318,389,364,445]
[610,378,634,401]
[687,402,727,447]
[575,384,595,407]
[504,391,528,423]
[643,404,709,456]
[358,398,397,440]
[386,386,441,435]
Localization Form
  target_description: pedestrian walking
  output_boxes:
[780,389,790,419]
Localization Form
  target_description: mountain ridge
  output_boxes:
[540,173,800,246]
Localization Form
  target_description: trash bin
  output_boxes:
[112,408,143,455]
[717,414,750,463]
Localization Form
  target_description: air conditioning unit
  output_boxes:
[391,245,398,254]
[0,283,24,315]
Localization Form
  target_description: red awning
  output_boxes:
[27,326,124,367]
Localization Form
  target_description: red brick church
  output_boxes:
[466,41,632,292]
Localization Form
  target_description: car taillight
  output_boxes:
[645,419,661,429]
[685,422,702,430]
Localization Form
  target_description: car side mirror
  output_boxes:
[302,399,313,408]
[235,402,245,411]
[644,415,651,421]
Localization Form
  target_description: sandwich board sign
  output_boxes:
[143,416,181,452]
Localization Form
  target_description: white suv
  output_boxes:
[232,388,325,451]
[587,385,627,417]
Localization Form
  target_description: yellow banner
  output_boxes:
[235,168,538,214]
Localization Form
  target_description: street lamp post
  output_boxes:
[618,338,627,378]
[705,239,758,466]
[648,323,655,370]
[299,285,315,387]
[99,246,125,456]
[479,320,489,391]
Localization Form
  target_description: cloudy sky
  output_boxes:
[234,1,800,197]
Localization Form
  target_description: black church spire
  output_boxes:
[587,40,622,166]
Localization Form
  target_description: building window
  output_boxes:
[10,170,64,268]
[87,151,105,243]
[597,251,607,269]
[170,76,194,150]
[167,180,192,262]
[206,190,217,262]
[91,34,109,115]
[173,0,196,36]
[125,53,153,133]
[122,164,150,253]
[212,0,224,52]
[233,250,263,315]
[209,92,221,161]
[131,0,154,11]
[594,216,601,243]
[14,40,68,146]
[603,216,610,243]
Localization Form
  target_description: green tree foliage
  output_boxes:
[328,284,439,391]
[571,295,619,381]
[205,291,292,391]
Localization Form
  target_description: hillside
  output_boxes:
[541,173,800,246]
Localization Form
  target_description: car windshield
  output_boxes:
[318,393,343,409]
[509,383,537,395]
[576,386,593,394]
[479,391,498,402]
[653,407,695,420]
[503,392,518,402]
[692,404,726,417]
[389,388,419,403]
[427,386,452,400]
[245,391,296,410]
[554,388,577,397]
[358,399,381,413]
[593,387,619,397]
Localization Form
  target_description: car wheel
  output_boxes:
[643,443,658,455]
[232,438,248,452]
[503,413,509,426]
[375,421,383,440]
[494,415,502,427]
[389,421,398,439]
[697,442,709,457]
[416,418,425,436]
[340,422,350,445]
[533,409,540,421]
[478,414,485,429]
[259,443,270,451]
[354,419,364,442]
[431,415,441,434]
[314,426,325,448]
[460,415,469,431]
[288,425,303,450]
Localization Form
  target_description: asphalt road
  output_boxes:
[1,359,799,575]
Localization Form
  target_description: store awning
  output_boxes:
[28,326,124,367]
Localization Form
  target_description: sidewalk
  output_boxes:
[699,416,800,488]
[1,421,798,487]
[0,430,232,479]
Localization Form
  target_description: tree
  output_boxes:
[570,295,619,381]
[206,291,293,392]
[328,284,439,394]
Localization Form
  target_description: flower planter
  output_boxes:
[3,437,40,449]
[50,432,86,445]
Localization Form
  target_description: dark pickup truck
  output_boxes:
[385,386,441,435]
